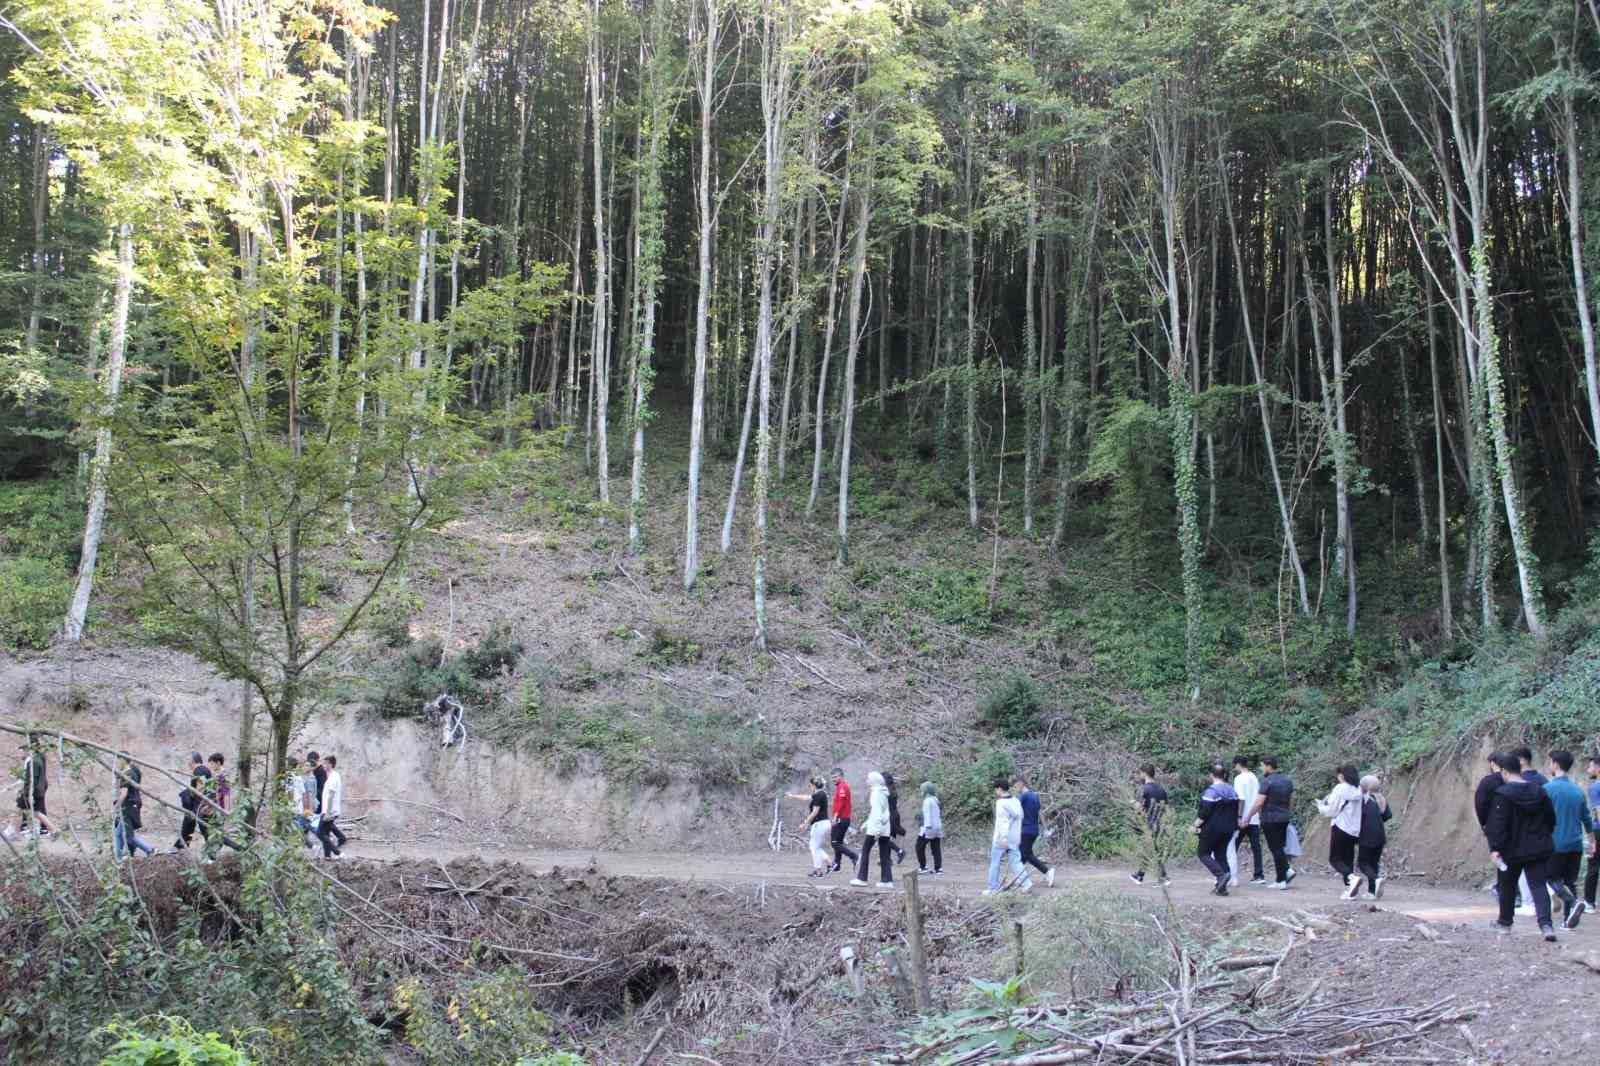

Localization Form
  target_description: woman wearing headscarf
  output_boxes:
[850,771,895,889]
[916,781,943,874]
[1314,764,1364,896]
[884,771,907,864]
[1352,774,1392,900]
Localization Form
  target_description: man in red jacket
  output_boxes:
[829,767,859,873]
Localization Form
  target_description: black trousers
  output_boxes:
[1328,826,1358,881]
[1019,831,1051,875]
[1262,821,1291,883]
[1550,851,1582,916]
[1498,858,1562,927]
[915,836,943,872]
[1585,850,1600,906]
[831,817,857,867]
[1355,843,1383,892]
[317,815,346,857]
[856,834,892,883]
[1197,831,1231,884]
[1235,824,1264,880]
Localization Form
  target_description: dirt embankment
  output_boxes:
[0,650,719,848]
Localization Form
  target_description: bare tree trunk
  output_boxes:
[588,0,611,502]
[777,191,806,481]
[1559,85,1600,486]
[806,122,852,518]
[61,225,133,643]
[683,0,719,589]
[1022,154,1038,536]
[1428,292,1454,641]
[837,154,872,565]
[964,108,979,530]
[24,126,46,356]
[720,349,761,553]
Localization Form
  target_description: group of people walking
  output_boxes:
[787,769,1056,893]
[1475,746,1596,942]
[7,735,352,864]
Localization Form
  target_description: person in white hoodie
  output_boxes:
[850,771,895,889]
[1228,755,1265,887]
[317,754,345,860]
[1313,764,1363,896]
[984,776,1030,895]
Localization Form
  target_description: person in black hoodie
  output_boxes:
[1474,753,1504,829]
[1484,751,1565,941]
[1193,764,1239,896]
[884,772,907,864]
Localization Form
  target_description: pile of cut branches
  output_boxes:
[891,935,1479,1066]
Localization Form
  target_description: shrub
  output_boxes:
[643,626,701,666]
[1012,886,1176,998]
[459,618,523,679]
[98,1017,255,1066]
[927,746,1016,825]
[0,556,71,650]
[978,673,1045,739]
[402,969,562,1066]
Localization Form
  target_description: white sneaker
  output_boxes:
[1373,876,1385,900]
[1020,881,1033,892]
[1341,879,1362,901]
[875,882,895,890]
[981,889,997,896]
[1046,867,1056,887]
[1267,882,1289,891]
[849,878,869,887]
[1228,878,1240,888]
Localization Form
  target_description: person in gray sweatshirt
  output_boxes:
[915,781,943,875]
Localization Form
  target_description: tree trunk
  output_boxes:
[588,0,611,502]
[683,0,718,589]
[61,225,133,644]
[837,155,872,565]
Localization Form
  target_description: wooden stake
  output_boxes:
[904,868,932,1011]
[1011,918,1026,980]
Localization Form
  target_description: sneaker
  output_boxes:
[1341,879,1362,901]
[1542,924,1558,943]
[1130,872,1146,884]
[849,879,869,887]
[1566,901,1587,930]
[1250,878,1267,886]
[933,869,943,875]
[1046,867,1056,888]
[1363,893,1378,901]
[916,866,930,874]
[1267,882,1289,891]
[981,889,997,896]
[1019,881,1033,892]
[1285,867,1298,886]
[1214,884,1229,897]
[1488,920,1512,933]
[829,863,841,873]
[875,882,895,890]
[1373,876,1385,900]
[1228,878,1240,888]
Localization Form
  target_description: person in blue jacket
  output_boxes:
[1544,749,1593,929]
[1012,775,1056,888]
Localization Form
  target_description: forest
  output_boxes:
[0,0,1598,1061]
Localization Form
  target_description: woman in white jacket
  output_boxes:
[1313,764,1363,895]
[916,781,944,874]
[850,771,895,889]
[984,776,1031,894]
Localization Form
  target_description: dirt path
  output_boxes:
[335,837,1501,928]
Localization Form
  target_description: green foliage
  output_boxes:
[0,555,71,649]
[401,969,561,1066]
[0,837,379,1065]
[643,626,701,666]
[1011,886,1175,998]
[926,746,1015,825]
[977,672,1045,738]
[368,619,523,719]
[98,1017,254,1066]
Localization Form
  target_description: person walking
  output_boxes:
[285,755,318,850]
[1244,756,1296,889]
[916,781,943,875]
[1228,756,1264,887]
[850,771,893,889]
[174,751,211,850]
[884,772,908,864]
[317,754,346,859]
[786,777,831,877]
[1543,750,1591,929]
[8,738,57,840]
[1013,775,1056,888]
[113,754,155,859]
[1194,764,1238,896]
[1130,764,1168,885]
[200,752,247,863]
[1584,755,1600,913]
[1485,750,1566,941]
[985,775,1029,895]
[1315,765,1363,896]
[1350,774,1392,900]
[828,767,857,873]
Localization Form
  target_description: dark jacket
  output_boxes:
[1474,773,1501,828]
[887,790,905,839]
[1484,780,1557,863]
[1197,781,1239,839]
[1019,789,1042,836]
[1357,794,1391,850]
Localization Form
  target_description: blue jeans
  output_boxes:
[114,816,154,858]
[988,844,1027,891]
